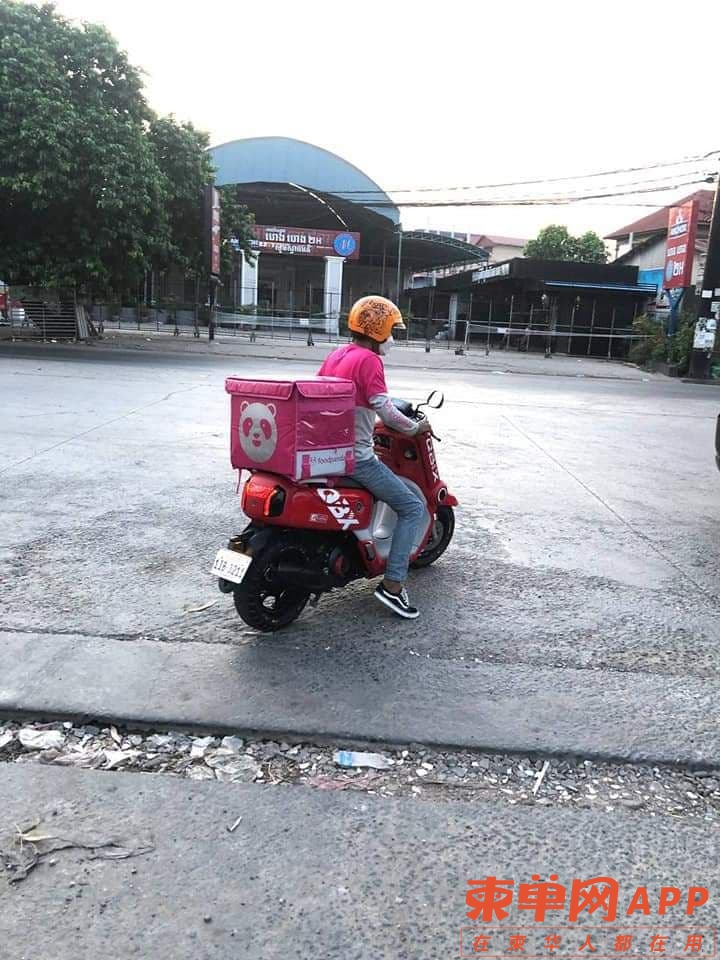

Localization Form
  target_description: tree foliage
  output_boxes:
[0,1,164,291]
[574,230,609,263]
[147,117,216,277]
[218,184,256,275]
[0,1,254,296]
[524,225,608,263]
[629,308,697,373]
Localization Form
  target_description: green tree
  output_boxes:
[218,184,256,275]
[0,0,166,293]
[574,230,608,264]
[146,116,257,282]
[147,116,216,278]
[524,225,608,263]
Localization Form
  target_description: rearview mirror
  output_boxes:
[426,390,444,409]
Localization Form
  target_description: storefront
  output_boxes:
[409,258,658,358]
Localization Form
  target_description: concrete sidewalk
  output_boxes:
[0,763,717,960]
[2,630,718,765]
[65,328,657,381]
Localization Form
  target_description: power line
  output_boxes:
[364,177,713,208]
[323,149,720,197]
[237,173,716,210]
[445,168,715,205]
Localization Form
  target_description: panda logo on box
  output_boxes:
[239,401,278,462]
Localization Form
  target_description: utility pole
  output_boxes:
[689,170,720,378]
[395,226,403,303]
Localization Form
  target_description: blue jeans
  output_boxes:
[351,456,425,582]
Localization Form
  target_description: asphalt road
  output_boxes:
[1,342,719,758]
[2,342,720,958]
[1,763,718,960]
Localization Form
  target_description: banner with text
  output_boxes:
[251,225,361,260]
[664,200,698,289]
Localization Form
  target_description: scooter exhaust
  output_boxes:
[274,560,333,590]
[274,557,355,590]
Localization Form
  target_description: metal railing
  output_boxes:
[78,294,663,362]
[1,289,79,340]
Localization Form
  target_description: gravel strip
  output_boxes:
[1,720,718,822]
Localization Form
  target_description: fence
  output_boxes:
[84,300,662,359]
[0,288,79,340]
[444,298,659,361]
[88,302,349,343]
[0,272,669,362]
[0,286,660,362]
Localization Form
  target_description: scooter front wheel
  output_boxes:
[233,538,311,632]
[410,506,455,569]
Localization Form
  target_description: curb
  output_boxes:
[1,631,718,769]
[1,704,718,771]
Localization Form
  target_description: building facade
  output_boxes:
[206,137,486,333]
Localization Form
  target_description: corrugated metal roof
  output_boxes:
[210,137,399,225]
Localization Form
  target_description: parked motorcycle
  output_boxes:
[211,390,457,632]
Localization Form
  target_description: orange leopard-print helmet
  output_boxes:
[347,295,405,343]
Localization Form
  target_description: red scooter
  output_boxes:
[212,391,457,632]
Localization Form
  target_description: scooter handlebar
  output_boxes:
[415,410,441,442]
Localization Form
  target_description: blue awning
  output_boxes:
[544,281,658,294]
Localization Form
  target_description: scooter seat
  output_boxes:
[305,476,367,490]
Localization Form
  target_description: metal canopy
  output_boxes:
[398,231,488,273]
[224,182,392,236]
[212,183,488,271]
[209,139,492,272]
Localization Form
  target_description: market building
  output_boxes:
[209,136,487,332]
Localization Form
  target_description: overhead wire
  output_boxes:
[308,149,720,197]
[236,173,717,209]
[383,177,716,208]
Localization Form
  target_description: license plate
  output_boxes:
[211,548,252,585]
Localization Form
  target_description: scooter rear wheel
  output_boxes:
[410,505,455,568]
[233,538,311,632]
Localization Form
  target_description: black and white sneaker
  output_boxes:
[374,583,419,620]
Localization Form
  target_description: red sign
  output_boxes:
[251,225,360,260]
[203,185,221,276]
[210,188,221,276]
[664,200,698,289]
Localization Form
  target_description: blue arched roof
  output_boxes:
[209,136,399,225]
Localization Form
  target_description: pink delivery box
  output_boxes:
[225,377,356,480]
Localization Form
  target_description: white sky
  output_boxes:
[41,0,720,244]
